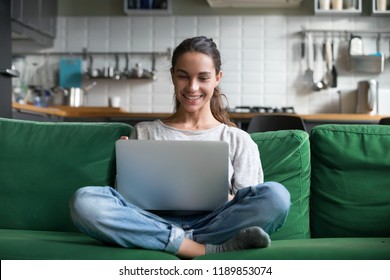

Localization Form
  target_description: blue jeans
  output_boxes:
[69,182,290,254]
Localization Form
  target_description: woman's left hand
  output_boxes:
[228,194,234,201]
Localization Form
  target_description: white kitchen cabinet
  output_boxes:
[371,0,390,15]
[314,0,362,15]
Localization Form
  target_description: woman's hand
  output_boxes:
[228,194,234,202]
[120,136,129,140]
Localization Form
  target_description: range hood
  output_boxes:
[207,0,302,8]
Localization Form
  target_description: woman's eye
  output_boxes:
[199,76,210,81]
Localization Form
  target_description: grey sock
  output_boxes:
[205,226,270,254]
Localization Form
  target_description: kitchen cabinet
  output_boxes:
[371,0,390,15]
[0,0,13,118]
[21,0,40,31]
[314,0,362,15]
[124,0,171,15]
[11,0,22,22]
[11,0,58,47]
[40,0,58,37]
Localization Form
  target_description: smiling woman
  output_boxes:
[168,52,222,129]
[168,36,235,129]
[69,36,290,260]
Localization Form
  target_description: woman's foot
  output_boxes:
[205,226,270,254]
[176,226,270,258]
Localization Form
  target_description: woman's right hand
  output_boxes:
[120,136,129,140]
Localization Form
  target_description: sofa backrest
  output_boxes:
[251,130,311,240]
[0,118,132,232]
[310,124,390,238]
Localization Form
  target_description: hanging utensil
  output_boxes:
[113,54,121,80]
[313,41,327,91]
[123,53,131,78]
[89,55,99,78]
[313,41,321,82]
[300,34,305,73]
[376,33,381,54]
[303,33,314,86]
[324,39,332,88]
[331,39,338,88]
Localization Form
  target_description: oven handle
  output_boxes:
[0,68,20,78]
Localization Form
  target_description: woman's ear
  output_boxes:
[215,70,222,85]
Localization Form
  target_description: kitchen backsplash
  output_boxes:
[12,15,390,114]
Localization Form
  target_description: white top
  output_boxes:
[130,120,264,194]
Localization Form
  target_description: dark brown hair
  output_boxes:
[171,36,236,127]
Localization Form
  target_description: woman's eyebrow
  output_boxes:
[175,69,188,74]
[175,69,212,76]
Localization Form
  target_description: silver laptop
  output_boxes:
[115,140,229,214]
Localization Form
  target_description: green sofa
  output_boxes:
[0,118,389,260]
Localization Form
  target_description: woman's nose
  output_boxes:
[187,78,199,92]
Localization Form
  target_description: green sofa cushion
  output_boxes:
[251,130,311,240]
[0,118,132,232]
[310,125,390,238]
[0,229,179,260]
[195,237,390,260]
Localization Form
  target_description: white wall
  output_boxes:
[15,15,390,114]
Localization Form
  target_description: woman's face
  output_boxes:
[171,51,222,114]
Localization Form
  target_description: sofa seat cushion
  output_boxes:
[0,118,132,232]
[310,125,390,238]
[195,237,390,260]
[0,229,179,260]
[251,130,311,240]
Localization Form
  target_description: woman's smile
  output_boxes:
[184,94,203,100]
[182,93,205,102]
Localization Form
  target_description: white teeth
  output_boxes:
[185,95,202,100]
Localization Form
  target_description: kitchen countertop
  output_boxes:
[12,103,130,118]
[12,103,388,122]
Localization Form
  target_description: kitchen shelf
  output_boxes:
[371,0,390,15]
[83,72,157,81]
[13,48,171,82]
[13,48,171,66]
[314,0,362,15]
[299,29,390,40]
[298,28,389,75]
